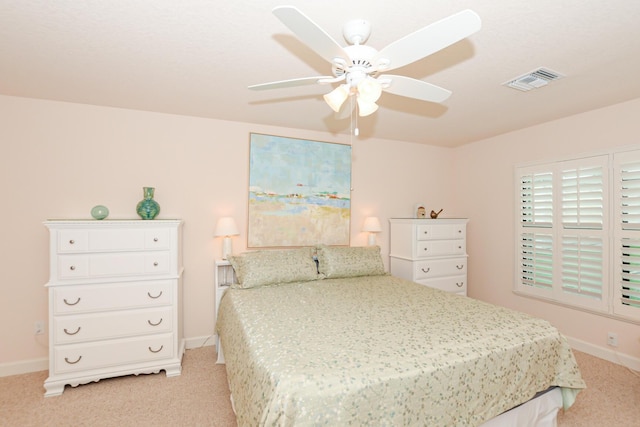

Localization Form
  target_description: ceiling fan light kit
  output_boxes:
[324,84,350,112]
[249,6,481,121]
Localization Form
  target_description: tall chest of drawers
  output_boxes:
[389,218,468,296]
[43,220,184,396]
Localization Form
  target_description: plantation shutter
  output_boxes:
[520,172,553,227]
[620,239,640,310]
[562,166,604,229]
[614,153,640,320]
[560,162,605,305]
[619,161,640,230]
[561,236,603,299]
[520,232,553,290]
[517,167,554,293]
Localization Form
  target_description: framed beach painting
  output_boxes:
[248,133,351,247]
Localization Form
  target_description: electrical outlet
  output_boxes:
[607,332,618,347]
[34,321,45,335]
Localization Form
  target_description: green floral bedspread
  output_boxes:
[216,275,585,426]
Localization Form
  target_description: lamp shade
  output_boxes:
[357,98,379,117]
[323,84,350,112]
[357,78,382,103]
[214,217,239,237]
[362,216,382,232]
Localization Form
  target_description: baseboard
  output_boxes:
[0,357,48,378]
[184,334,217,350]
[566,336,640,371]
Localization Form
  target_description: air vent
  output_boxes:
[503,67,565,92]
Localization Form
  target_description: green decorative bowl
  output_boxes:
[91,205,109,220]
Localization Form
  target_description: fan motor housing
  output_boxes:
[343,19,371,45]
[333,44,378,78]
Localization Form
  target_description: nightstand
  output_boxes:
[215,259,236,364]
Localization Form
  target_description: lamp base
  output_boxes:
[368,233,377,246]
[222,237,233,260]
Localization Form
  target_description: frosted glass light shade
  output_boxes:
[357,98,378,117]
[324,85,350,112]
[357,78,382,103]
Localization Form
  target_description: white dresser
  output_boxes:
[43,220,184,396]
[389,218,468,296]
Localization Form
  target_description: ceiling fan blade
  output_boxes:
[272,6,350,65]
[378,75,452,103]
[249,76,334,91]
[372,9,481,72]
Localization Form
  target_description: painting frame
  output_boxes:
[247,133,351,248]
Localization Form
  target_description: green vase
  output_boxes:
[91,205,109,220]
[136,187,160,220]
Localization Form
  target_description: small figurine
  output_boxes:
[417,206,427,218]
[430,209,443,219]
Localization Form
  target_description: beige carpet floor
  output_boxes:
[0,347,638,426]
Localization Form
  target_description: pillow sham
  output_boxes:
[228,247,318,289]
[316,245,386,279]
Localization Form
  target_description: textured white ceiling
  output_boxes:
[1,0,639,147]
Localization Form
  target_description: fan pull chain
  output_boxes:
[354,95,359,136]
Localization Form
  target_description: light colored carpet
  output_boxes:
[0,347,638,426]
[556,350,640,426]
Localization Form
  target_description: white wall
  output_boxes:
[3,93,638,375]
[455,97,640,368]
[0,94,456,372]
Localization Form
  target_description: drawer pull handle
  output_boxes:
[69,265,76,271]
[64,356,82,365]
[421,267,430,273]
[148,291,163,299]
[69,239,75,244]
[458,230,462,233]
[148,345,164,353]
[423,247,428,252]
[153,262,159,266]
[456,282,464,287]
[63,297,81,306]
[456,264,464,270]
[153,237,159,242]
[64,327,81,335]
[148,318,163,326]
[458,246,462,249]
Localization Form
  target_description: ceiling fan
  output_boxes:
[249,6,481,117]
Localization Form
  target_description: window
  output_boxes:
[516,149,640,323]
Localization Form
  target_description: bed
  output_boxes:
[216,246,585,426]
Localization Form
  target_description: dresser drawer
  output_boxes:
[53,307,173,344]
[52,334,174,374]
[418,275,467,294]
[416,240,466,258]
[57,252,170,280]
[416,224,466,241]
[58,230,89,252]
[413,257,467,280]
[57,228,170,253]
[53,280,173,314]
